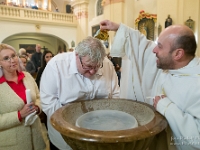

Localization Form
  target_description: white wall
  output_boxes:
[1,0,200,55]
[0,20,77,54]
[157,0,200,55]
[87,0,200,55]
[3,34,63,55]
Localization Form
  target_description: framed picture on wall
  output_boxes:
[138,18,155,41]
[135,10,157,41]
[92,25,100,37]
[19,44,36,54]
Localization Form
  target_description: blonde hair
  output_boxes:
[0,43,24,77]
[0,43,15,52]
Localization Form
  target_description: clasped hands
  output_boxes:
[153,95,166,109]
[19,102,39,119]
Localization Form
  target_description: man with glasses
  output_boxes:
[40,36,120,150]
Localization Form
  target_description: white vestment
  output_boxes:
[111,23,200,150]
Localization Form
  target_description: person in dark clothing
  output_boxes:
[115,64,121,86]
[35,50,53,89]
[26,59,36,75]
[32,5,38,9]
[35,50,53,129]
[21,53,36,76]
[31,44,42,73]
[107,53,121,86]
[165,15,172,28]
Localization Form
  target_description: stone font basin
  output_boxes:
[76,110,138,131]
[51,99,167,150]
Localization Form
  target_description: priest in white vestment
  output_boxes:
[100,20,200,150]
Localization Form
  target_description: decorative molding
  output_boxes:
[71,0,89,7]
[135,10,157,41]
[71,0,89,19]
[135,10,157,27]
[35,24,40,29]
[102,0,124,7]
[0,5,77,27]
[75,11,88,19]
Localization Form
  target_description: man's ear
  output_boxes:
[75,53,80,62]
[173,49,184,60]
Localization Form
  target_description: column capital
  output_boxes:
[71,0,89,8]
[102,0,124,7]
[71,0,89,19]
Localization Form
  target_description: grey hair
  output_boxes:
[75,36,106,66]
[18,48,26,55]
[0,43,24,78]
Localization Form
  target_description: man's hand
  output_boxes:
[153,95,166,109]
[100,20,120,31]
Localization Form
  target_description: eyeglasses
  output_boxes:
[0,54,18,62]
[79,56,103,71]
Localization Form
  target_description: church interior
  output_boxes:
[0,0,200,150]
[0,0,200,55]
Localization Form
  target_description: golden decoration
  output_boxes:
[94,29,109,41]
[101,0,106,6]
[35,24,40,29]
[135,10,157,27]
[135,10,157,41]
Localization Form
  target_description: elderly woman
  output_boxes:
[19,55,28,68]
[0,44,46,150]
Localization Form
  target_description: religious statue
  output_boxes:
[185,17,194,31]
[165,15,172,28]
[158,24,162,36]
[97,0,103,16]
[71,40,75,47]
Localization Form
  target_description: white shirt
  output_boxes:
[111,23,200,150]
[40,51,120,150]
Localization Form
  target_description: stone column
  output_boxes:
[22,0,25,7]
[102,0,125,48]
[48,0,51,11]
[71,0,89,44]
[35,0,38,6]
[40,0,44,9]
